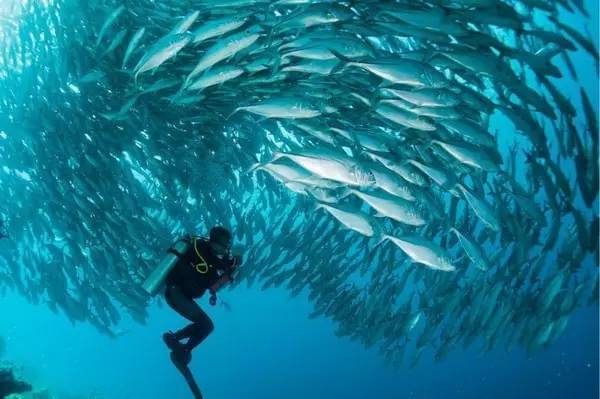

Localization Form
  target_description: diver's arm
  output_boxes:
[208,273,233,306]
[209,273,234,294]
[208,259,240,305]
[215,253,241,271]
[209,259,240,293]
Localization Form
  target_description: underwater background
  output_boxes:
[0,0,599,398]
[0,284,598,399]
[0,284,597,399]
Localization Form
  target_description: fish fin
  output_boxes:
[371,234,389,251]
[378,80,394,89]
[99,112,115,121]
[241,65,254,75]
[338,188,354,200]
[182,72,197,90]
[271,151,286,161]
[279,43,315,59]
[261,47,281,75]
[263,26,276,49]
[226,107,243,120]
[455,255,467,264]
[255,116,270,124]
[454,182,466,194]
[347,0,361,15]
[372,219,386,239]
[448,226,459,237]
[247,163,262,174]
[328,49,353,63]
[271,55,282,75]
[329,52,351,75]
[368,91,381,109]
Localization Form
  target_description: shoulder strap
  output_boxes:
[192,237,209,262]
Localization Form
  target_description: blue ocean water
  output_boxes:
[0,1,599,399]
[0,283,598,398]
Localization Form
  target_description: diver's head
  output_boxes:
[209,226,232,258]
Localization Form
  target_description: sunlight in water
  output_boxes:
[0,0,23,46]
[0,0,51,79]
[0,0,50,37]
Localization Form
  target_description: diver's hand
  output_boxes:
[209,293,217,306]
[232,254,243,267]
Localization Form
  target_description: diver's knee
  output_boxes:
[206,318,214,334]
[190,319,213,335]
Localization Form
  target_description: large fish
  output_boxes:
[96,5,125,47]
[230,96,327,119]
[457,184,501,232]
[316,203,379,237]
[450,227,490,271]
[380,235,456,272]
[338,56,449,88]
[122,27,146,69]
[272,150,376,187]
[191,15,250,44]
[344,189,427,226]
[184,27,262,87]
[169,10,201,35]
[133,33,192,83]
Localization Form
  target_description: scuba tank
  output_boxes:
[142,237,192,295]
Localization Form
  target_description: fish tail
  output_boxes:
[347,0,361,16]
[424,139,438,153]
[262,47,281,75]
[367,90,381,111]
[182,72,196,90]
[264,25,276,49]
[328,49,353,73]
[173,83,187,100]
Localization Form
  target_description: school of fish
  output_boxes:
[0,0,597,368]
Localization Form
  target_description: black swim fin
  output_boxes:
[170,351,203,399]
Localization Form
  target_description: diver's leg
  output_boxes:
[163,284,200,352]
[164,285,214,351]
[165,284,204,322]
[173,324,197,341]
[182,312,214,352]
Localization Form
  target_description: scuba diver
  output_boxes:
[160,226,241,366]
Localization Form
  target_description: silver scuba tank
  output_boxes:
[142,238,191,295]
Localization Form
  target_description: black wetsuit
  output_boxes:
[165,237,236,352]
